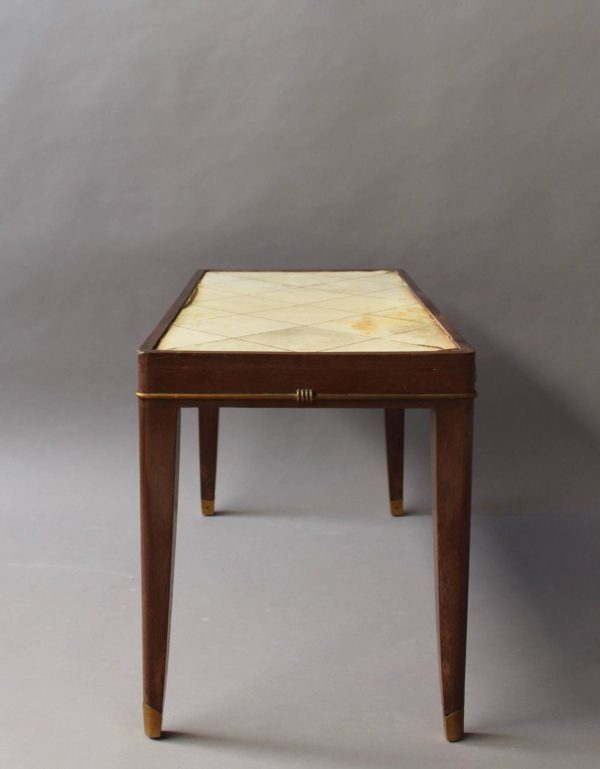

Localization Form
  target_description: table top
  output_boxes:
[156,270,457,353]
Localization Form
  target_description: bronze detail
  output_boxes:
[201,500,215,516]
[389,499,404,516]
[143,703,162,739]
[137,391,476,401]
[296,387,315,405]
[444,708,465,742]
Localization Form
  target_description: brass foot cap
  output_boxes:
[444,708,464,742]
[143,703,162,739]
[390,499,404,517]
[202,499,215,516]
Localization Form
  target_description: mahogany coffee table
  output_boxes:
[138,269,475,742]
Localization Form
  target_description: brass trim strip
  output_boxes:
[316,392,477,400]
[136,391,476,401]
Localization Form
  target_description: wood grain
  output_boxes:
[199,406,219,515]
[432,400,474,741]
[139,400,180,737]
[384,408,405,516]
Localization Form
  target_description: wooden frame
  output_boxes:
[138,268,476,743]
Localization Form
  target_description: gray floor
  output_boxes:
[2,407,599,769]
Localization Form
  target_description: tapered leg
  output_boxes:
[385,408,405,516]
[432,400,473,742]
[199,407,219,516]
[139,400,181,739]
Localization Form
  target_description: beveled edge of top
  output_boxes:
[138,269,474,355]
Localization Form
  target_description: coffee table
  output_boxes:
[137,269,476,742]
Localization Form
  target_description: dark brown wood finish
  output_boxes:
[138,350,474,400]
[199,407,219,516]
[139,400,180,739]
[432,400,473,742]
[384,409,405,516]
[138,268,476,742]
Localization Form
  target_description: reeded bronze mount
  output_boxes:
[296,387,314,404]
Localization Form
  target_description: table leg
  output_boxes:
[385,408,405,516]
[139,400,180,738]
[199,406,219,516]
[432,401,473,742]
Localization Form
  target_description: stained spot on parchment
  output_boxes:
[351,315,380,334]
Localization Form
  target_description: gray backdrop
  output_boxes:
[2,2,599,768]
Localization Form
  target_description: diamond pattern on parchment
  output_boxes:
[157,270,457,352]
